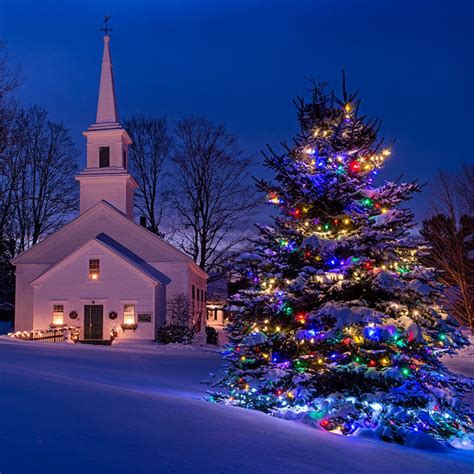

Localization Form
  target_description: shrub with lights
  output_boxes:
[210,80,472,446]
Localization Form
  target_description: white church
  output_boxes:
[13,33,208,341]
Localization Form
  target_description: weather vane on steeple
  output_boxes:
[100,15,113,36]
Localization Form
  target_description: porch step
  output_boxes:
[78,339,113,346]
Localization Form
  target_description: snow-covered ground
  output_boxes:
[443,341,474,410]
[0,337,473,474]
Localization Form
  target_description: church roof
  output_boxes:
[13,200,208,279]
[31,232,171,286]
[94,233,171,285]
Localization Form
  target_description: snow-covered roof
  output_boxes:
[12,200,208,280]
[31,232,171,286]
[95,233,171,285]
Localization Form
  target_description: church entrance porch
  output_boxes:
[84,304,104,340]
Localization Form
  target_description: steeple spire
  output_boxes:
[95,33,119,125]
[77,21,136,220]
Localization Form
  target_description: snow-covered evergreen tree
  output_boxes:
[211,81,472,445]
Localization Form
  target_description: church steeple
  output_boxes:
[95,34,119,125]
[76,27,137,220]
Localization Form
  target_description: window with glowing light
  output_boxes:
[89,259,100,280]
[123,304,135,325]
[52,305,64,325]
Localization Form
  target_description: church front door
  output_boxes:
[84,305,104,340]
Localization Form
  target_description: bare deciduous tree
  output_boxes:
[0,44,78,314]
[0,40,22,310]
[456,163,474,213]
[422,168,474,332]
[0,102,25,236]
[11,106,78,251]
[0,40,20,100]
[169,117,258,276]
[168,293,190,327]
[428,165,474,218]
[124,115,171,236]
[0,40,22,230]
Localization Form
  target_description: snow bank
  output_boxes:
[0,340,473,473]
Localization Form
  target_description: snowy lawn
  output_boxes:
[0,337,473,474]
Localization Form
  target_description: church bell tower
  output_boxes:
[76,30,137,219]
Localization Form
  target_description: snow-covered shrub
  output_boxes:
[205,326,219,345]
[156,324,194,345]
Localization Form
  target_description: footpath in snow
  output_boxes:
[0,337,473,474]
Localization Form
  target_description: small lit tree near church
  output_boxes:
[212,80,473,445]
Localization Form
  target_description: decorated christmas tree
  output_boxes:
[211,80,473,445]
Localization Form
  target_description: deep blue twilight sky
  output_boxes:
[1,0,473,221]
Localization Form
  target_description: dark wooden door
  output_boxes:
[84,305,103,340]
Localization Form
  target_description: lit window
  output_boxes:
[52,305,64,325]
[89,259,100,280]
[99,147,110,167]
[207,308,217,321]
[124,304,135,324]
